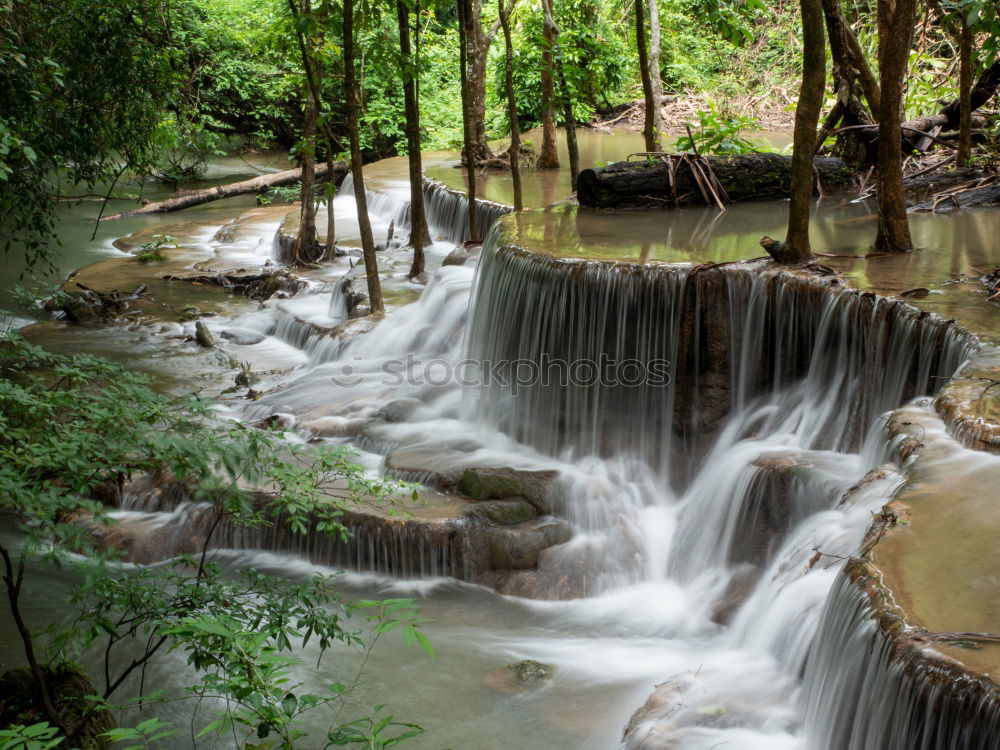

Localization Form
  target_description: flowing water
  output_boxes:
[5,130,1000,748]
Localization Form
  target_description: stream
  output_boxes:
[4,130,999,749]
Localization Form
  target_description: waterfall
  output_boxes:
[465,241,972,480]
[801,572,1000,750]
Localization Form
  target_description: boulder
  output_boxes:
[483,520,572,570]
[371,398,422,424]
[710,563,762,626]
[221,327,266,345]
[442,243,482,267]
[458,466,559,513]
[194,320,216,348]
[463,498,537,525]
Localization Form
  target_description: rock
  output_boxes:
[178,304,204,322]
[463,498,537,525]
[251,413,295,431]
[622,677,688,748]
[458,466,559,513]
[371,398,422,424]
[0,664,116,749]
[484,519,572,569]
[349,304,372,319]
[194,320,216,348]
[409,272,430,285]
[62,294,98,324]
[305,416,366,439]
[483,659,553,695]
[221,327,266,345]
[710,563,762,626]
[384,445,467,490]
[442,243,482,267]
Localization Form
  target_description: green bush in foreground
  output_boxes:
[0,324,429,749]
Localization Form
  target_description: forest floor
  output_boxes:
[589,92,796,133]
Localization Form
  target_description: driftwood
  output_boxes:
[56,283,149,324]
[163,268,306,300]
[101,161,348,221]
[576,153,854,209]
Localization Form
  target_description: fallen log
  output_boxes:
[576,153,854,209]
[100,161,348,221]
[902,59,1000,151]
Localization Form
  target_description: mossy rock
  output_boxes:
[463,498,537,525]
[458,467,558,513]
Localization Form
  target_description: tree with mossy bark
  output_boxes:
[874,0,918,254]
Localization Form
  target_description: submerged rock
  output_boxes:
[372,398,423,424]
[221,327,266,345]
[484,659,554,695]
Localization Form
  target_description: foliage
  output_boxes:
[673,106,760,154]
[0,325,428,747]
[0,0,179,271]
[0,722,63,750]
[134,234,178,264]
[487,0,631,133]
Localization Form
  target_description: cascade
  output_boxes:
[802,572,1000,750]
[65,147,999,748]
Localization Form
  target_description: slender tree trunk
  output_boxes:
[499,0,523,211]
[645,0,663,151]
[874,0,918,253]
[293,0,318,265]
[818,0,874,164]
[635,0,656,153]
[783,0,826,260]
[957,18,973,166]
[397,0,429,277]
[544,0,579,187]
[538,0,560,168]
[323,155,336,259]
[456,0,479,241]
[344,0,384,312]
[2,547,63,734]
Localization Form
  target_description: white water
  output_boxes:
[80,165,979,748]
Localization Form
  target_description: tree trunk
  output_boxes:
[295,32,319,265]
[456,0,480,241]
[538,0,559,168]
[100,162,346,221]
[635,0,656,153]
[456,0,495,164]
[545,0,579,188]
[645,0,664,151]
[324,155,336,260]
[397,0,429,278]
[874,0,918,253]
[499,0,523,211]
[957,18,973,166]
[819,0,876,163]
[782,0,826,261]
[344,0,384,313]
[577,154,853,209]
